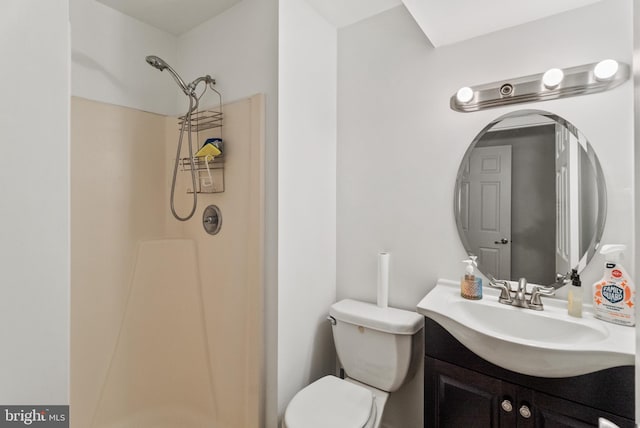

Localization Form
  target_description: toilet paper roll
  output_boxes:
[377,252,390,308]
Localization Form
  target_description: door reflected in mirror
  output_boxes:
[454,110,606,285]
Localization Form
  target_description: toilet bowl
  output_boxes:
[282,299,423,428]
[283,376,379,428]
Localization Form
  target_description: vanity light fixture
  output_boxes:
[542,68,564,88]
[594,59,619,81]
[456,86,474,103]
[450,59,629,112]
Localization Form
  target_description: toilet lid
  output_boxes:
[284,375,375,428]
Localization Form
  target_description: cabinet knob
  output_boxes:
[519,404,532,418]
[501,399,513,412]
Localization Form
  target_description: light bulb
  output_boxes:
[456,87,474,103]
[542,68,564,88]
[594,59,619,81]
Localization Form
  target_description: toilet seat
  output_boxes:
[283,375,376,428]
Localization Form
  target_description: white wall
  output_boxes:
[177,0,278,114]
[70,0,177,115]
[0,1,70,404]
[278,0,337,423]
[337,0,633,309]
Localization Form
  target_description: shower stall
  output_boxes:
[70,75,265,426]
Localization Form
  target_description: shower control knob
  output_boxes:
[202,205,222,235]
[519,404,532,418]
[501,399,513,413]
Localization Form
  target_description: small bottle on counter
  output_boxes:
[567,269,583,318]
[461,256,482,300]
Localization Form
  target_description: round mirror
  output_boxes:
[454,110,606,285]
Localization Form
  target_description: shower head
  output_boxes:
[145,55,168,71]
[145,55,191,96]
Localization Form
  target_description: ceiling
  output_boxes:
[96,0,242,35]
[402,0,604,47]
[96,0,603,46]
[304,0,402,28]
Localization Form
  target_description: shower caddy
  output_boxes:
[179,92,225,194]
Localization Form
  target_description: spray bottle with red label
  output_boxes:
[592,244,635,326]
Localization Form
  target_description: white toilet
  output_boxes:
[283,299,424,428]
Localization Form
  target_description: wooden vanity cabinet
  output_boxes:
[424,318,635,428]
[426,357,517,427]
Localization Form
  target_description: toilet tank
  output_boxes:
[329,299,424,392]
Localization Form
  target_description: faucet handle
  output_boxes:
[533,285,556,294]
[529,285,555,310]
[488,276,513,304]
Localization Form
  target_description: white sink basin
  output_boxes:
[417,279,635,377]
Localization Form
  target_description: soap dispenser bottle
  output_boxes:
[567,269,582,318]
[461,256,482,300]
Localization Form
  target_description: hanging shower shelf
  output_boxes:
[180,154,225,194]
[180,154,225,172]
[178,109,223,132]
[178,96,224,194]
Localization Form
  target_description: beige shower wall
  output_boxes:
[71,95,264,428]
[71,98,167,428]
[165,95,266,428]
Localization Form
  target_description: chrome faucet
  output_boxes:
[512,278,529,308]
[528,285,556,310]
[488,276,556,311]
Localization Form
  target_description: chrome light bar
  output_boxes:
[450,60,630,113]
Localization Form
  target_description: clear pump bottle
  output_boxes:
[461,256,482,300]
[567,269,582,318]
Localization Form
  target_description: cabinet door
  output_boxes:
[425,357,517,428]
[533,391,635,428]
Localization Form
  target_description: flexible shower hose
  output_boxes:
[170,96,199,221]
